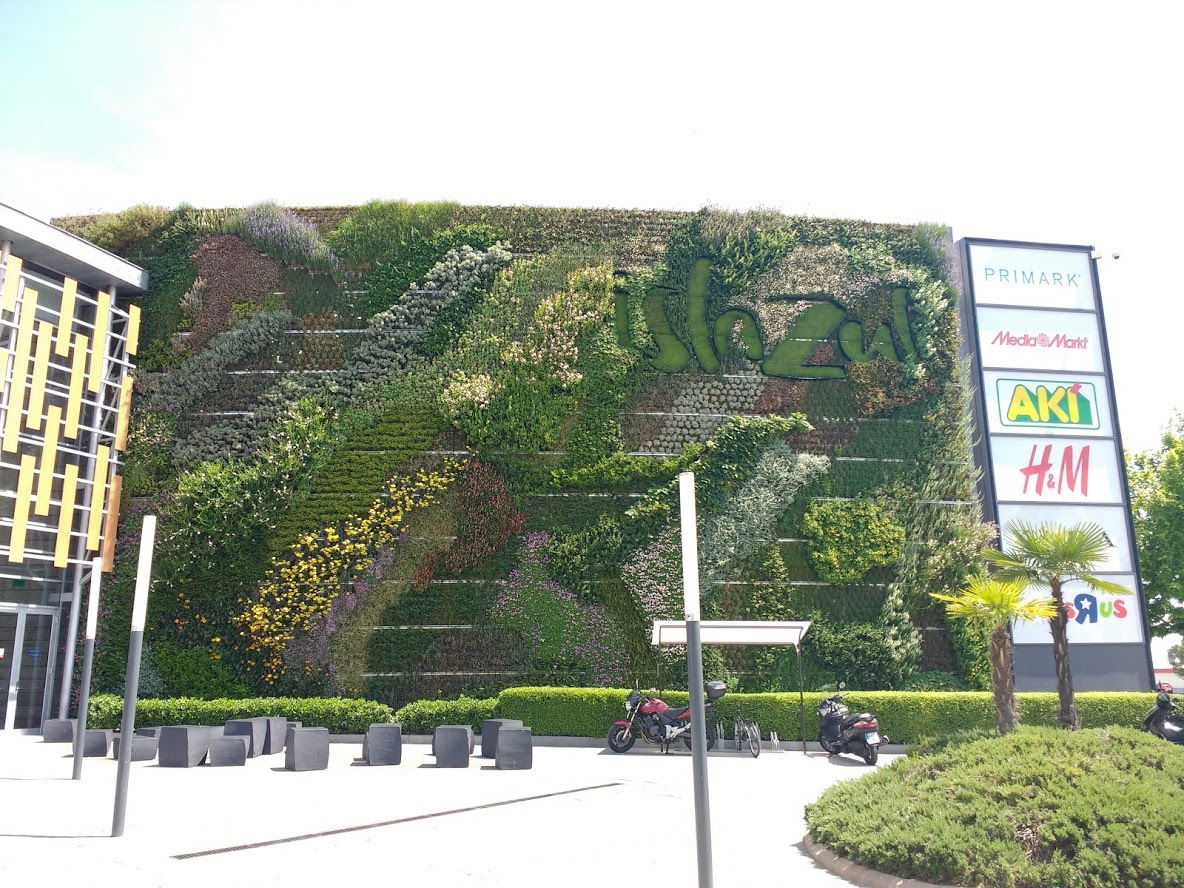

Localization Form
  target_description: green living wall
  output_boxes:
[55,202,991,708]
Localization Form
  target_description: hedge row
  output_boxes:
[88,695,394,734]
[393,696,498,734]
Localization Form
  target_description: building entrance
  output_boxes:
[0,604,59,731]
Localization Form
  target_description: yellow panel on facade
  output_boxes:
[8,454,37,563]
[126,304,141,356]
[25,320,53,431]
[86,445,111,551]
[56,277,77,356]
[87,290,110,393]
[1,254,22,312]
[54,463,80,567]
[35,405,62,516]
[114,374,133,451]
[101,474,123,572]
[65,333,88,439]
[2,287,39,453]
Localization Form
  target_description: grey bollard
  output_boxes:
[364,724,402,766]
[494,727,533,770]
[285,727,330,771]
[208,736,250,766]
[82,729,113,757]
[262,717,288,755]
[433,726,470,768]
[159,726,212,767]
[41,718,76,743]
[112,735,158,761]
[224,718,268,757]
[481,719,524,759]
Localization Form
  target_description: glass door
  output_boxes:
[1,605,59,731]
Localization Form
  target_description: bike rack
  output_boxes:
[766,729,784,753]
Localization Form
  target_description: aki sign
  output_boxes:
[624,258,920,379]
[997,378,1100,431]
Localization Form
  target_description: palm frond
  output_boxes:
[932,576,1057,626]
[998,520,1116,582]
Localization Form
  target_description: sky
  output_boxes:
[0,0,1180,448]
[1,0,1181,663]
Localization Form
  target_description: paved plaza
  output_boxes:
[0,732,892,886]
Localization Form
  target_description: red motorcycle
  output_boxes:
[607,682,724,753]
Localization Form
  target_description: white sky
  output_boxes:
[2,0,1180,663]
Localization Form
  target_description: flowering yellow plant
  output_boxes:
[235,459,464,683]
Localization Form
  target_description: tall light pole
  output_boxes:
[111,515,156,838]
[71,558,102,780]
[679,472,713,888]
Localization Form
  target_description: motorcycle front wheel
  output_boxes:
[607,725,636,753]
[818,733,840,755]
[682,721,717,751]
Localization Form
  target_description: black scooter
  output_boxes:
[1144,692,1184,744]
[817,692,885,765]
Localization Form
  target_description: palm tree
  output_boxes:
[984,521,1130,729]
[933,577,1056,734]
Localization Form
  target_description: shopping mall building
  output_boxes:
[0,202,143,731]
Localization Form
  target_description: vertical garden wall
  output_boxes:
[55,202,993,707]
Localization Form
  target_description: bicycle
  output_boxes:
[733,708,761,758]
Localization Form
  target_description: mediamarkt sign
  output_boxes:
[963,240,1148,659]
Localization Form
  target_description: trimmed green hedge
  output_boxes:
[393,696,498,734]
[88,695,393,734]
[491,687,1158,743]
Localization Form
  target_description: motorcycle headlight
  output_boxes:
[625,701,632,713]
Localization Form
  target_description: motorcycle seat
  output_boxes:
[842,712,876,728]
[659,706,691,724]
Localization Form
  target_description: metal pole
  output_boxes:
[112,515,155,838]
[72,560,103,779]
[679,472,712,888]
[797,642,807,755]
[57,570,85,718]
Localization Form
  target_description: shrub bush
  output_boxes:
[393,695,498,734]
[326,199,458,268]
[72,204,170,256]
[806,727,1184,887]
[87,694,393,733]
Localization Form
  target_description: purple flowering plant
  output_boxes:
[231,201,341,272]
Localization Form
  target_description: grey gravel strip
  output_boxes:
[802,832,957,888]
[172,782,622,859]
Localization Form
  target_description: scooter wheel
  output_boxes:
[861,744,879,766]
[607,725,635,753]
[818,733,839,755]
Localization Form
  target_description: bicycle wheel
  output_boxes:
[745,720,761,758]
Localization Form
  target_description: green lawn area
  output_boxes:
[805,727,1184,888]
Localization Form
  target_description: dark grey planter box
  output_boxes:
[82,730,113,757]
[262,717,288,755]
[285,727,329,771]
[495,727,532,770]
[159,725,212,767]
[481,719,524,759]
[112,735,158,761]
[224,718,269,757]
[208,736,250,766]
[41,718,76,743]
[433,726,470,768]
[363,723,402,766]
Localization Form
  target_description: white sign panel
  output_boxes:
[1012,575,1143,644]
[982,370,1113,438]
[968,244,1095,310]
[990,436,1123,504]
[651,620,810,647]
[996,503,1134,573]
[975,307,1104,373]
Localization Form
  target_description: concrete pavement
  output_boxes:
[0,732,893,886]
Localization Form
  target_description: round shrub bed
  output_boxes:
[805,727,1184,888]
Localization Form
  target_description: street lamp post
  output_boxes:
[71,558,103,780]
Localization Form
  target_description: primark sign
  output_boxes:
[960,239,1152,690]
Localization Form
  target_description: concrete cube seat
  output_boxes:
[135,726,162,738]
[41,718,76,743]
[262,717,288,755]
[283,721,304,750]
[224,718,269,757]
[432,725,474,756]
[363,723,402,766]
[495,727,533,770]
[209,735,250,766]
[285,727,330,771]
[82,729,113,757]
[159,725,212,768]
[481,719,524,759]
[433,726,471,768]
[112,735,158,761]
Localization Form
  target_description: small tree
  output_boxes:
[933,577,1056,734]
[984,521,1129,729]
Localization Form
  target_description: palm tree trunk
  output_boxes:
[990,623,1018,734]
[1048,579,1080,729]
